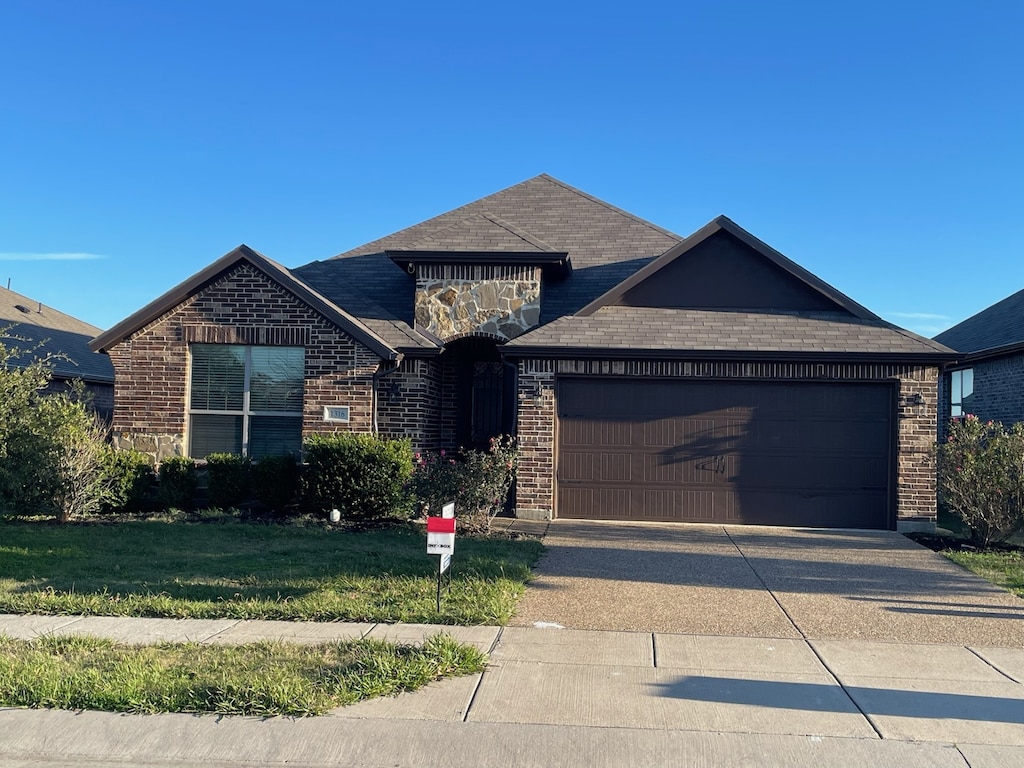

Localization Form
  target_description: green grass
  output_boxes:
[0,517,543,624]
[944,550,1024,598]
[0,632,485,715]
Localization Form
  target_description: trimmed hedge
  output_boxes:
[301,433,413,521]
[250,455,300,515]
[98,449,154,514]
[157,457,197,511]
[205,453,249,510]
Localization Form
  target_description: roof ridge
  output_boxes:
[536,174,684,243]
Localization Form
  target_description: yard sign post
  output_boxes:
[427,502,456,611]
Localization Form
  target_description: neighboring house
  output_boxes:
[933,288,1024,435]
[1,285,114,420]
[90,175,954,531]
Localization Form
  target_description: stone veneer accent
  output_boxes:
[513,358,939,530]
[107,264,389,463]
[414,264,541,341]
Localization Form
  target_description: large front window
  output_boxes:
[189,344,304,458]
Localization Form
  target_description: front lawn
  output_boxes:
[942,549,1024,598]
[0,517,543,625]
[0,632,485,716]
[908,511,1024,599]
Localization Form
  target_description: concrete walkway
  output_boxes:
[1,614,1023,767]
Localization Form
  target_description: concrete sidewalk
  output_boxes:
[1,614,1024,767]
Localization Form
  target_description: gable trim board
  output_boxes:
[93,175,952,530]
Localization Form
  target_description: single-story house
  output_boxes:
[1,285,114,420]
[90,175,954,530]
[933,288,1024,435]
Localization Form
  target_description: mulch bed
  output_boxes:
[905,531,1024,555]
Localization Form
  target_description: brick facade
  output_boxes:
[514,358,940,530]
[106,264,427,462]
[376,357,443,453]
[938,355,1024,441]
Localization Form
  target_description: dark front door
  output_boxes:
[446,337,515,451]
[556,378,894,529]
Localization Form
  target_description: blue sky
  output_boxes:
[1,0,1021,338]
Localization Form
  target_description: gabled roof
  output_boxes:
[933,287,1024,359]
[0,286,114,383]
[294,174,683,326]
[578,216,879,319]
[503,307,955,362]
[89,245,402,360]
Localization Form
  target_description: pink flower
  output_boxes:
[440,449,446,457]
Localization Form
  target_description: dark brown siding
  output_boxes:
[556,378,895,529]
[618,230,844,313]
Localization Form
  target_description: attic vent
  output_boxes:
[13,304,30,314]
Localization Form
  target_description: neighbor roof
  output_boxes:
[933,287,1024,359]
[0,286,114,383]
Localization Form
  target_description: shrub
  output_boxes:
[0,343,109,523]
[250,455,300,515]
[205,453,250,510]
[157,456,197,511]
[410,435,518,531]
[301,433,414,521]
[937,415,1024,547]
[99,448,154,514]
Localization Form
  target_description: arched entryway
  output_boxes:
[441,336,516,451]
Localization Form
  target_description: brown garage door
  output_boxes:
[556,378,894,529]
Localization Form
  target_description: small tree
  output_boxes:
[936,415,1024,547]
[0,339,110,522]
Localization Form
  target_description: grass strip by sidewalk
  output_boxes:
[943,550,1024,598]
[0,518,543,625]
[0,632,485,716]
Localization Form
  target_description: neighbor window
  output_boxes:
[188,344,304,458]
[950,368,974,418]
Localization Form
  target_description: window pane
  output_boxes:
[249,415,302,459]
[190,414,242,458]
[250,347,304,412]
[191,345,244,410]
[950,371,962,404]
[961,368,974,400]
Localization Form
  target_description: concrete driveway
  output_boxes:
[510,521,1024,646]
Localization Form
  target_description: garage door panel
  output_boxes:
[559,451,595,482]
[556,379,894,529]
[600,453,633,482]
[560,419,596,447]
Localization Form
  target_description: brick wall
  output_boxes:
[513,358,940,529]
[939,356,1024,442]
[377,357,443,453]
[107,263,404,462]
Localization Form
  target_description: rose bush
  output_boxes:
[409,436,518,532]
